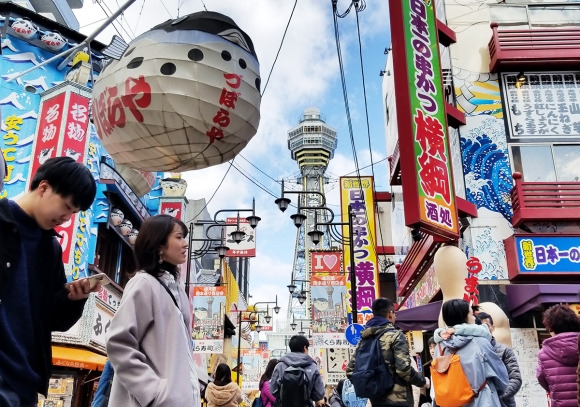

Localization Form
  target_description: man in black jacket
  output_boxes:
[0,157,98,406]
[477,312,522,407]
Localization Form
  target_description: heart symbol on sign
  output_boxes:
[323,254,337,270]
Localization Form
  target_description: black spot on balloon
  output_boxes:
[239,59,247,69]
[188,49,204,61]
[221,50,232,61]
[255,77,261,92]
[161,63,176,75]
[127,57,143,69]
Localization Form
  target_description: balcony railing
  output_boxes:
[488,22,580,72]
[511,172,580,227]
[388,139,401,186]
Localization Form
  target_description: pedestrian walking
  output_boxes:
[270,335,325,407]
[329,379,346,407]
[106,214,201,406]
[259,359,279,407]
[476,312,522,407]
[433,299,509,407]
[536,304,580,407]
[206,363,243,407]
[0,156,97,406]
[346,297,428,407]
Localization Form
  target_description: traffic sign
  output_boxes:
[345,323,365,346]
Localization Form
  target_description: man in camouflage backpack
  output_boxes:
[346,298,429,407]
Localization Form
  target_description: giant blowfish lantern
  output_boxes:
[92,11,261,172]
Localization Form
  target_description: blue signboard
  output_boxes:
[515,236,580,273]
[345,323,365,346]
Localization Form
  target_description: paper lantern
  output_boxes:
[110,207,124,226]
[11,18,37,39]
[41,31,67,51]
[119,219,133,236]
[128,228,139,245]
[116,164,156,197]
[91,11,261,172]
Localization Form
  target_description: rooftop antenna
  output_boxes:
[7,0,137,82]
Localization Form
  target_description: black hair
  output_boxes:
[259,358,278,389]
[477,311,493,326]
[428,336,435,346]
[542,304,580,334]
[213,363,232,386]
[336,379,345,396]
[30,156,96,210]
[134,214,188,278]
[289,335,309,352]
[372,297,394,317]
[442,299,470,326]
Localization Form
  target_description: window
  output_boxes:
[510,144,580,181]
[490,4,580,29]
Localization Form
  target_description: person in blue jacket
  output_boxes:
[91,361,114,407]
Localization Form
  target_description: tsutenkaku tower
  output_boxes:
[286,107,337,322]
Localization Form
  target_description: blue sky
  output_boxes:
[74,0,391,324]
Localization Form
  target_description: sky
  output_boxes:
[73,0,391,327]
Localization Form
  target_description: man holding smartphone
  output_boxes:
[0,157,97,406]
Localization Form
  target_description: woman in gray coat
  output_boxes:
[106,215,201,406]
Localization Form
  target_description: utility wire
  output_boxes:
[261,0,298,96]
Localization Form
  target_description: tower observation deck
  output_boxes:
[286,107,337,321]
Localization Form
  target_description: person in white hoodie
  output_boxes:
[205,363,243,407]
[106,215,201,406]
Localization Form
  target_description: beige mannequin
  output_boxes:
[433,245,512,347]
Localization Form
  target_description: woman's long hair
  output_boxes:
[259,358,279,389]
[214,363,233,386]
[133,214,187,278]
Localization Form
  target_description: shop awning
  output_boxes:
[395,300,442,331]
[506,284,580,317]
[52,345,108,371]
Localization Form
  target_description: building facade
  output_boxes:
[384,0,580,405]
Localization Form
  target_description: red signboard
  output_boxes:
[311,251,342,274]
[61,92,90,163]
[30,92,66,177]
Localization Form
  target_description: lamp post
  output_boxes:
[276,185,359,324]
[287,279,309,305]
[235,306,272,386]
[185,200,260,296]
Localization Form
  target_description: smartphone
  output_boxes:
[65,274,112,290]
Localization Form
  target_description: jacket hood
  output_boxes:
[206,382,240,406]
[440,334,474,350]
[540,331,579,366]
[361,319,395,339]
[279,351,315,368]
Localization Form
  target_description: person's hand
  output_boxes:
[66,278,100,300]
[440,328,455,340]
[315,399,326,407]
[423,377,430,389]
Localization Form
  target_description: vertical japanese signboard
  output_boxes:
[388,0,459,239]
[27,84,92,268]
[192,286,226,354]
[339,177,380,324]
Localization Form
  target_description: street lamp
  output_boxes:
[287,279,309,305]
[235,306,271,385]
[185,199,261,296]
[308,204,359,323]
[276,184,359,323]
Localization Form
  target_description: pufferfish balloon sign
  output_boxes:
[92,12,261,172]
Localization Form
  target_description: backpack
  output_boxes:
[350,328,394,399]
[341,379,368,407]
[430,344,487,407]
[278,364,310,407]
[252,394,264,407]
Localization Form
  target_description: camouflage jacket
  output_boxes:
[346,322,426,407]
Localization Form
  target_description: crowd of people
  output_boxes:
[2,159,580,407]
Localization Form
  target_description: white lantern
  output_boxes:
[110,207,124,226]
[11,18,37,39]
[128,228,139,245]
[91,11,261,172]
[119,219,133,236]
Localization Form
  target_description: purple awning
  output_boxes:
[506,284,580,317]
[395,300,442,331]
